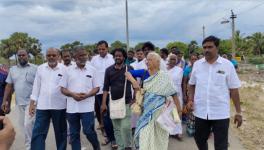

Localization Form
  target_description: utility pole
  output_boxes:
[125,0,129,52]
[202,25,205,40]
[230,10,237,58]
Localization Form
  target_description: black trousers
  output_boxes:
[194,117,229,150]
[94,95,101,125]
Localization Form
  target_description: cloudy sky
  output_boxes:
[0,0,263,51]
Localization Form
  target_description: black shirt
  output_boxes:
[103,64,133,104]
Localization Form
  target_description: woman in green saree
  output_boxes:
[126,52,182,150]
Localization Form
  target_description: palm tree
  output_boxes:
[247,32,264,55]
[188,40,198,55]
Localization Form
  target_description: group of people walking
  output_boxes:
[0,35,243,150]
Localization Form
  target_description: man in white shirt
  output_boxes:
[187,36,242,150]
[131,49,147,70]
[60,47,100,150]
[160,48,169,65]
[90,41,116,147]
[61,49,75,67]
[167,53,184,140]
[29,48,67,150]
[142,42,167,71]
[167,54,183,110]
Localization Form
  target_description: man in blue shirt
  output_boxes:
[227,54,238,70]
[182,53,198,136]
[0,64,8,116]
[2,49,37,150]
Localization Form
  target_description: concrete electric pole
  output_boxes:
[202,25,205,40]
[125,0,129,52]
[230,10,237,58]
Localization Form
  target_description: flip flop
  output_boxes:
[101,137,110,146]
[111,141,118,149]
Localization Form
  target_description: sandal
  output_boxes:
[101,137,110,146]
[174,134,183,141]
[111,141,118,149]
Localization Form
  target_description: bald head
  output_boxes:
[168,53,178,69]
[17,49,29,66]
[46,48,59,54]
[46,48,59,67]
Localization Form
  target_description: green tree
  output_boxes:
[110,40,127,52]
[246,32,264,55]
[0,32,42,65]
[134,42,144,50]
[84,43,97,57]
[166,41,188,57]
[188,40,200,56]
[0,39,14,61]
[30,53,44,65]
[60,41,83,52]
[219,39,232,55]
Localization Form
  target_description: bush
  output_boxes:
[248,56,264,64]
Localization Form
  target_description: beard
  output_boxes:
[115,59,124,65]
[76,59,86,66]
[48,61,57,66]
[19,60,28,66]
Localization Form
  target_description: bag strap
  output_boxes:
[109,65,127,99]
[140,69,147,88]
[122,65,128,98]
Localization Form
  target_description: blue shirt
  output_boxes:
[231,59,238,67]
[6,64,37,105]
[0,69,8,105]
[129,69,150,80]
[183,66,192,78]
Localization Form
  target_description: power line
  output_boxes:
[207,1,263,28]
[237,1,264,15]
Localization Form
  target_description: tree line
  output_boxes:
[0,31,263,65]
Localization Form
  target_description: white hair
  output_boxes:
[168,53,178,61]
[147,52,161,69]
[147,52,161,63]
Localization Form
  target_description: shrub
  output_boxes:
[248,56,264,64]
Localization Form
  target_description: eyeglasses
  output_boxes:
[47,54,57,57]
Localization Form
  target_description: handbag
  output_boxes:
[109,66,127,119]
[156,98,181,135]
[131,70,146,115]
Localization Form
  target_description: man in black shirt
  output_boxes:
[102,48,133,150]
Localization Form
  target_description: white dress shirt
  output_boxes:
[161,58,168,67]
[160,59,167,71]
[130,58,147,70]
[30,63,66,110]
[59,64,100,113]
[168,66,183,108]
[90,53,114,95]
[189,56,241,120]
[131,58,148,84]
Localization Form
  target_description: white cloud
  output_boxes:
[0,0,263,51]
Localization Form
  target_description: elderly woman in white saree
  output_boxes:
[126,52,181,150]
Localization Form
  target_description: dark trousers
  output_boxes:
[194,117,229,150]
[95,94,116,142]
[67,112,100,150]
[31,109,67,150]
[94,97,102,125]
